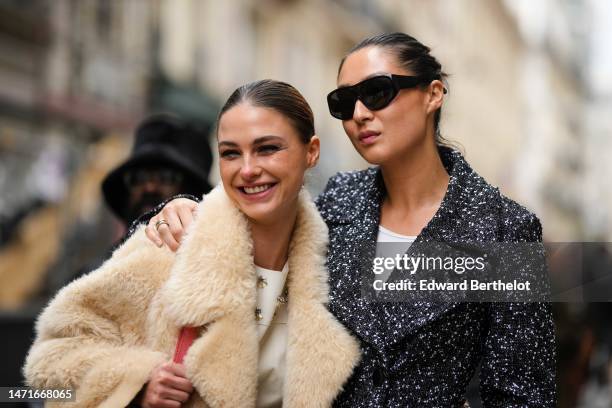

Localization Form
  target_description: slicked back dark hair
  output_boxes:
[218,79,315,144]
[339,32,450,145]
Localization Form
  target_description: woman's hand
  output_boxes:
[145,198,198,251]
[140,361,194,408]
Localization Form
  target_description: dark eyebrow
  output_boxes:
[218,135,285,148]
[218,140,238,148]
[253,135,284,144]
[337,72,388,88]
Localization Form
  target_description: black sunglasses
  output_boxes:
[327,74,444,120]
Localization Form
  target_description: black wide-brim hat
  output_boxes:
[102,113,213,222]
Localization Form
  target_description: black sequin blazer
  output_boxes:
[315,146,556,407]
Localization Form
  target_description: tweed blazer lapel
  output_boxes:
[378,149,502,347]
[157,186,360,407]
[328,148,503,350]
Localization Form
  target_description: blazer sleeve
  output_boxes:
[23,228,171,407]
[480,212,557,407]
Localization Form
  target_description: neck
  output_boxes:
[250,206,298,271]
[380,140,449,210]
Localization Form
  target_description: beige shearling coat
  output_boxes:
[24,186,361,407]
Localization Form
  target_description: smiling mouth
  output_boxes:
[239,183,275,194]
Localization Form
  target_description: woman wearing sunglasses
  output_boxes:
[24,80,361,407]
[142,33,556,407]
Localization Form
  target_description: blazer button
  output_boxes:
[255,308,263,321]
[372,366,386,387]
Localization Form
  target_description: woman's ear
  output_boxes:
[426,80,445,114]
[306,135,320,168]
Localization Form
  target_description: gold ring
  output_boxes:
[154,220,170,231]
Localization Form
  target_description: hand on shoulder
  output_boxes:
[145,198,199,251]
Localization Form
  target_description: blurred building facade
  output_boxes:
[506,0,589,241]
[582,0,612,241]
[0,0,160,309]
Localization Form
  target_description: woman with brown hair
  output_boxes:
[24,80,360,407]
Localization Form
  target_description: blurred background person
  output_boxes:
[102,113,213,232]
[46,112,214,292]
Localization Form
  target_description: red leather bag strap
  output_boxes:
[173,327,199,364]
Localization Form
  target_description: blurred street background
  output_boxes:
[0,1,611,407]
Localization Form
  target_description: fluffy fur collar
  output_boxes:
[158,185,361,407]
